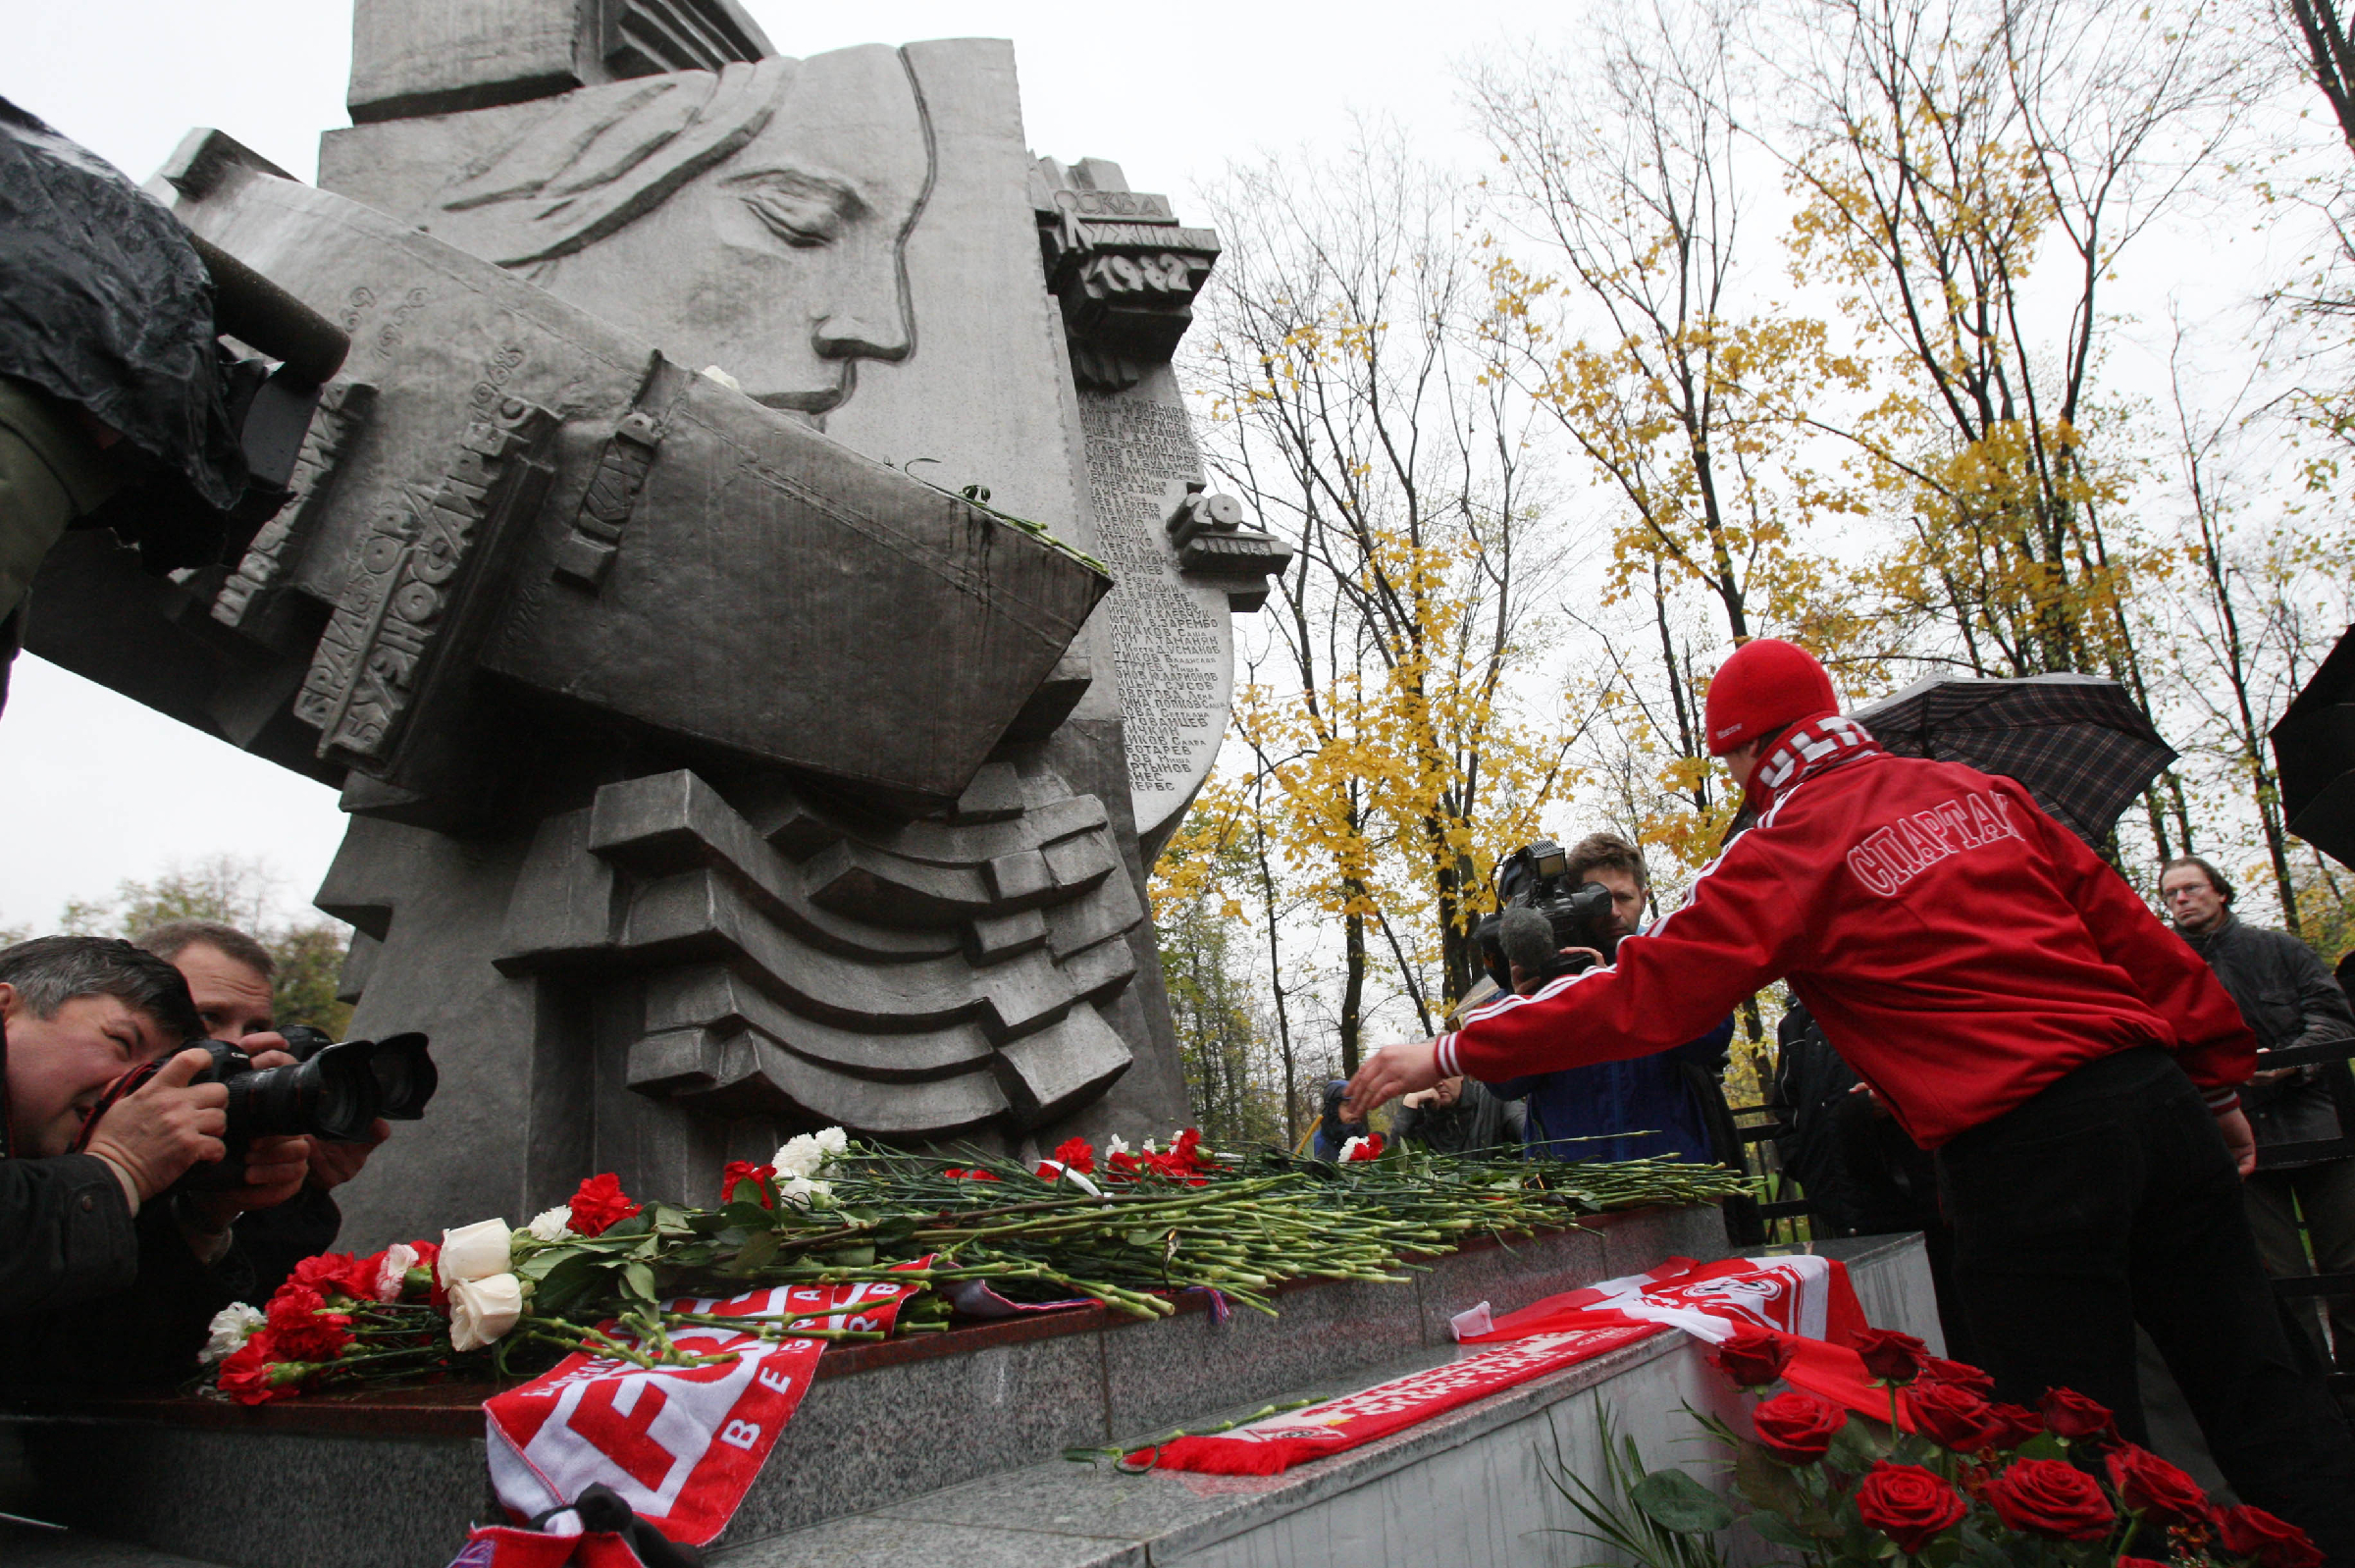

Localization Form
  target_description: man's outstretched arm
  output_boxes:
[1346,832,1808,1119]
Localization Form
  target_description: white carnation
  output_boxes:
[1106,1135,1130,1157]
[1339,1135,1375,1163]
[447,1273,524,1352]
[439,1218,514,1286]
[201,1302,264,1364]
[777,1175,834,1209]
[772,1133,826,1178]
[1143,1138,1160,1154]
[374,1243,420,1303]
[525,1206,574,1243]
[775,1126,850,1178]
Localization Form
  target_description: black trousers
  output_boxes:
[1938,1047,2355,1564]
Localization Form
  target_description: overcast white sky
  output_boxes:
[1,0,1546,933]
[2,0,2323,940]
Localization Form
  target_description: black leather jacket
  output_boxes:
[2181,914,2355,1157]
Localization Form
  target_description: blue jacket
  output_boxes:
[1492,1016,1734,1165]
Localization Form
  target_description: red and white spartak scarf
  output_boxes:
[1143,1255,1865,1477]
[1454,1252,1868,1346]
[482,1271,925,1548]
[1747,711,1883,815]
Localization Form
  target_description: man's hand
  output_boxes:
[2218,1106,2257,1178]
[306,1119,392,1190]
[178,1135,312,1238]
[80,1048,228,1203]
[1342,1039,1442,1124]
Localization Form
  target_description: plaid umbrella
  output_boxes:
[2271,624,2355,870]
[1848,672,2177,847]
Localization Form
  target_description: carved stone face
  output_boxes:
[433,45,932,415]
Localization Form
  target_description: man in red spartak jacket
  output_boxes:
[1346,640,2355,1559]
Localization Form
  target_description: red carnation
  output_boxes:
[264,1284,352,1362]
[1905,1380,1996,1452]
[217,1333,298,1405]
[1105,1150,1143,1177]
[1984,1458,2116,1542]
[288,1251,377,1305]
[568,1172,642,1236]
[1051,1136,1096,1176]
[2219,1505,2326,1568]
[2039,1386,2118,1445]
[721,1160,776,1207]
[1710,1323,1793,1388]
[1854,1328,1930,1384]
[2105,1442,2211,1529]
[2120,1558,2170,1568]
[942,1167,1000,1181]
[1856,1462,1968,1552]
[1915,1356,1995,1395]
[1980,1403,2045,1450]
[1345,1133,1386,1163]
[1752,1391,1847,1463]
[404,1240,446,1306]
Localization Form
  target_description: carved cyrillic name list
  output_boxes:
[1079,394,1223,810]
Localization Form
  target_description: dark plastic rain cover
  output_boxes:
[0,97,243,508]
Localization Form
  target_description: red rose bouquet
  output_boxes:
[1554,1334,2320,1568]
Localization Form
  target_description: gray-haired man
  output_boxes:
[0,936,304,1389]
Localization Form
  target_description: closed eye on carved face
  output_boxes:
[726,171,863,247]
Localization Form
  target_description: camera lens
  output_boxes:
[233,1047,381,1143]
[352,1032,437,1120]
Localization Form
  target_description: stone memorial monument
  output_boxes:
[19,0,1290,1246]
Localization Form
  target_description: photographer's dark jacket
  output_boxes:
[0,1194,255,1393]
[2181,913,2355,1158]
[0,1151,140,1313]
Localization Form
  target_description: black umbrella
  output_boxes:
[2271,624,2355,871]
[1848,672,2177,847]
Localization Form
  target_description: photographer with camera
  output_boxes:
[1477,834,1736,1170]
[1345,639,2355,1561]
[0,935,306,1391]
[135,919,392,1297]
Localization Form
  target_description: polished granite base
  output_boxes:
[0,1203,1769,1568]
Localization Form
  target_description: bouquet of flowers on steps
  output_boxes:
[198,1124,1747,1404]
[1566,1322,2324,1568]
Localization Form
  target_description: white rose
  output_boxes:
[447,1272,524,1352]
[201,1302,264,1364]
[374,1243,420,1303]
[777,1175,834,1209]
[439,1218,514,1286]
[525,1206,573,1243]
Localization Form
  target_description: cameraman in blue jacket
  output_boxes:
[1487,833,1736,1166]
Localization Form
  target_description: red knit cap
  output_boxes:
[1703,639,1839,755]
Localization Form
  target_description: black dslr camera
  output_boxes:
[77,1028,437,1191]
[1474,838,1618,991]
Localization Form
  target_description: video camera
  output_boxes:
[1474,838,1618,992]
[75,1027,437,1192]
